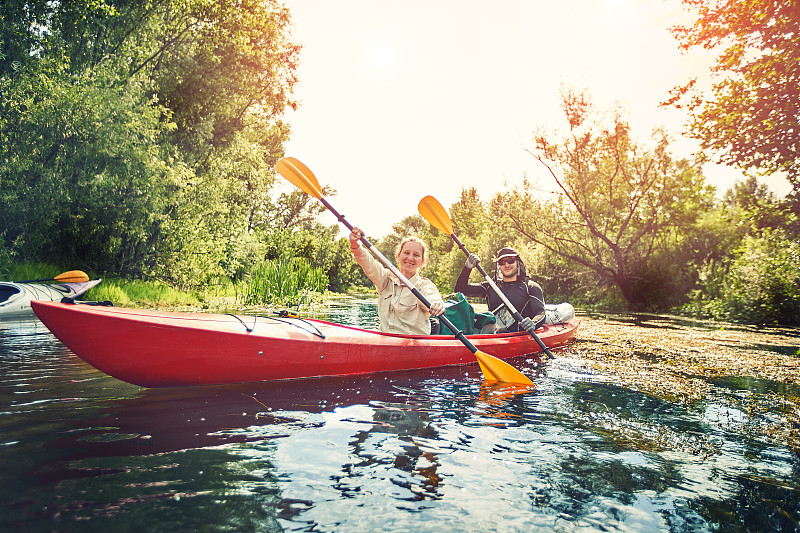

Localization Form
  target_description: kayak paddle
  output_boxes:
[16,270,90,283]
[275,157,534,385]
[418,194,555,359]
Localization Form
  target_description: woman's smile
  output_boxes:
[398,242,425,276]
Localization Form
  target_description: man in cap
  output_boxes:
[454,247,545,334]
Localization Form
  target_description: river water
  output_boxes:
[1,296,799,532]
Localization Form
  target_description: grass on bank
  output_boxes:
[5,260,330,311]
[87,278,214,309]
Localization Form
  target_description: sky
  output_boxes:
[280,0,792,238]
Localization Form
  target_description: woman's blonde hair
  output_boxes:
[395,235,429,268]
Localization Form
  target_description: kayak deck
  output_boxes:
[0,280,102,318]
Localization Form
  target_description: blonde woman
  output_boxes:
[349,228,445,335]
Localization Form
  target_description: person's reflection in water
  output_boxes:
[349,404,442,500]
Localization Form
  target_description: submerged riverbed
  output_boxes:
[1,297,799,532]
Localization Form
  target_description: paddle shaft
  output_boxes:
[451,233,555,359]
[319,196,481,355]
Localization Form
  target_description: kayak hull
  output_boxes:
[0,280,102,318]
[31,301,579,388]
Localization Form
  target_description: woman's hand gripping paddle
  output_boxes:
[418,195,555,359]
[275,157,533,385]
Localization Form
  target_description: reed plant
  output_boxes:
[236,255,327,307]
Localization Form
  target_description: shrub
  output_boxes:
[683,231,800,325]
[235,255,327,307]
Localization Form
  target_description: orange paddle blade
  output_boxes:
[53,270,90,283]
[275,157,324,199]
[418,195,454,235]
[474,350,534,385]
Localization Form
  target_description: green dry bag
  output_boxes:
[439,293,495,335]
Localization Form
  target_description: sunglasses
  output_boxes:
[497,257,517,266]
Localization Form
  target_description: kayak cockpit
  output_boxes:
[0,283,23,304]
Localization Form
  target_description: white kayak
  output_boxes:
[544,302,576,325]
[0,279,102,318]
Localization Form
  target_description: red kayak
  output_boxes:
[32,300,580,388]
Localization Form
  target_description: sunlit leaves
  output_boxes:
[715,230,800,324]
[670,0,800,199]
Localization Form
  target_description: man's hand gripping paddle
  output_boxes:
[418,195,555,359]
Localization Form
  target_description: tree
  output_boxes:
[722,175,788,230]
[667,0,800,203]
[681,176,799,323]
[0,60,189,275]
[0,0,299,286]
[270,187,336,231]
[497,88,715,309]
[416,188,487,291]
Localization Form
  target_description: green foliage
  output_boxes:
[235,255,327,307]
[438,188,494,286]
[86,283,131,306]
[722,175,795,236]
[325,238,367,292]
[669,0,800,202]
[0,0,299,289]
[4,262,76,283]
[87,278,203,308]
[679,176,799,324]
[0,234,15,279]
[1,60,194,277]
[684,230,800,325]
[259,227,365,292]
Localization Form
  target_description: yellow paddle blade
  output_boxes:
[53,270,90,283]
[418,195,454,235]
[478,381,536,406]
[474,350,534,385]
[275,157,324,199]
[476,358,494,380]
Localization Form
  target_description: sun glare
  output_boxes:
[366,41,395,69]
